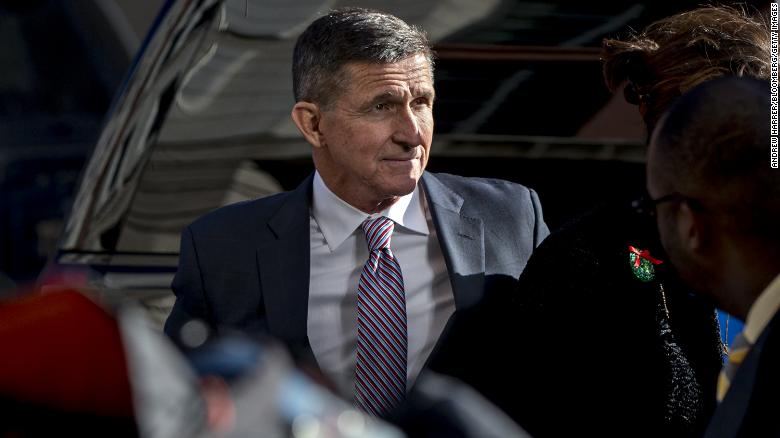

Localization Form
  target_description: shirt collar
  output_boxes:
[744,272,780,343]
[311,171,429,252]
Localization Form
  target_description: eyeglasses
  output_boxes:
[632,192,702,218]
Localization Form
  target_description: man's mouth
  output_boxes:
[383,152,420,162]
[384,157,417,161]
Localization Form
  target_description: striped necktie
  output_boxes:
[717,332,752,402]
[355,216,408,416]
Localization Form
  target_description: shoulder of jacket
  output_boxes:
[429,172,531,196]
[188,191,292,233]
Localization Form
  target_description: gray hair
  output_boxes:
[292,7,434,106]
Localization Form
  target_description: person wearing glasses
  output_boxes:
[428,5,770,437]
[647,76,778,438]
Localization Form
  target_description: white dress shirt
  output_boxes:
[743,272,780,343]
[307,171,456,398]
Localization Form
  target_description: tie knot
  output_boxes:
[361,216,395,251]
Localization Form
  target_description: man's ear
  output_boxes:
[678,201,704,253]
[291,102,325,149]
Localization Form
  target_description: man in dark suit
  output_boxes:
[646,77,779,437]
[164,7,548,414]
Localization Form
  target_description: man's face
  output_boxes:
[646,146,684,276]
[648,129,746,316]
[314,54,434,211]
[646,128,708,294]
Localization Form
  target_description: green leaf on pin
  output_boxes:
[628,245,664,283]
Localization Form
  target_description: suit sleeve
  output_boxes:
[164,225,212,341]
[528,188,549,247]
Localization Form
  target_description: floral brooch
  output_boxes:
[628,245,663,282]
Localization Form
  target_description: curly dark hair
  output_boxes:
[602,5,770,133]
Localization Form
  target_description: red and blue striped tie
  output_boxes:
[355,216,407,416]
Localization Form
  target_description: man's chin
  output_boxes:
[379,159,424,179]
[390,176,421,196]
[375,170,422,193]
[384,188,416,201]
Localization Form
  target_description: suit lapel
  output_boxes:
[256,172,488,371]
[256,174,317,364]
[421,172,485,310]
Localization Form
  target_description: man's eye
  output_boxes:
[413,97,431,108]
[374,103,390,111]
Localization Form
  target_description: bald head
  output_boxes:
[649,77,775,240]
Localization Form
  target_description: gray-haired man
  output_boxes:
[165,7,548,415]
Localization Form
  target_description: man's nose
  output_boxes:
[392,106,423,148]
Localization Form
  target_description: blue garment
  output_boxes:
[717,310,744,353]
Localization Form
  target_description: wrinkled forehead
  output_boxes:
[341,54,434,92]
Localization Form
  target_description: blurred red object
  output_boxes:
[36,265,92,292]
[0,288,134,418]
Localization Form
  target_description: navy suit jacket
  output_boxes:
[705,310,780,438]
[165,171,548,372]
